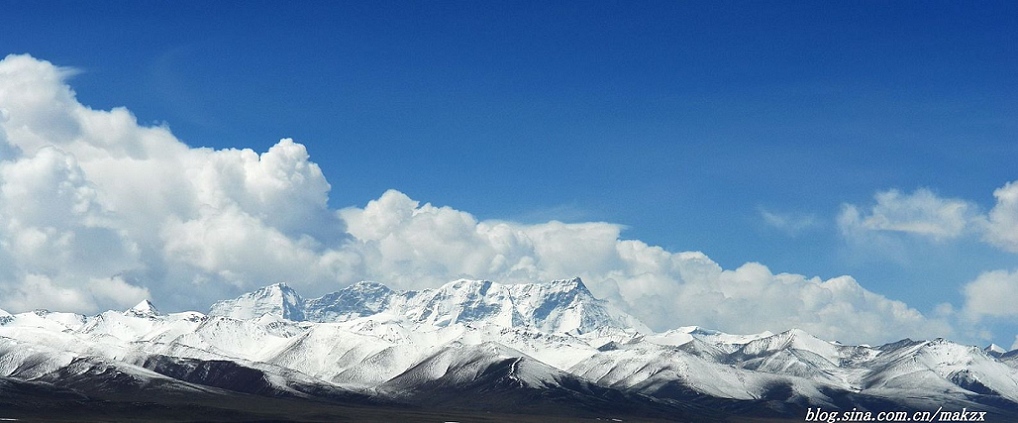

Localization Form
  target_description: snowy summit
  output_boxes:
[124,300,160,318]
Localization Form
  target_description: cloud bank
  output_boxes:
[0,54,979,344]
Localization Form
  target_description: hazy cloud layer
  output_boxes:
[0,54,976,344]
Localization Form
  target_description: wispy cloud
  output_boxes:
[759,208,820,236]
[509,203,597,225]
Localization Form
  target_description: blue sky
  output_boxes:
[1,1,1016,347]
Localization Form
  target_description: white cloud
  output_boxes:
[1012,335,1018,352]
[0,274,149,315]
[87,276,151,309]
[0,54,954,344]
[839,184,1018,257]
[962,269,1018,319]
[984,182,1018,253]
[337,190,950,343]
[4,274,97,313]
[838,188,977,241]
[0,54,347,311]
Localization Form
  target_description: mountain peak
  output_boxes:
[548,277,591,294]
[784,328,814,338]
[125,299,160,317]
[209,282,306,321]
[262,282,294,293]
[509,278,649,334]
[445,279,495,292]
[347,280,392,292]
[303,281,395,322]
[408,279,521,327]
[985,343,1007,357]
[218,278,650,334]
[678,325,720,335]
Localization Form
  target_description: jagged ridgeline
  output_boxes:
[208,278,650,334]
[1,278,1017,422]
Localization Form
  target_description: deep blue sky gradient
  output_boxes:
[3,1,1017,342]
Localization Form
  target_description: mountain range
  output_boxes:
[1,277,1017,422]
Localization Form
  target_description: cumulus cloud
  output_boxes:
[839,185,1018,256]
[838,188,977,241]
[962,269,1018,320]
[984,182,1018,253]
[0,54,953,344]
[0,54,346,311]
[0,273,148,314]
[337,190,949,343]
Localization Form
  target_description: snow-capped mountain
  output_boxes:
[209,283,306,321]
[988,343,1009,357]
[2,278,1017,421]
[210,277,649,334]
